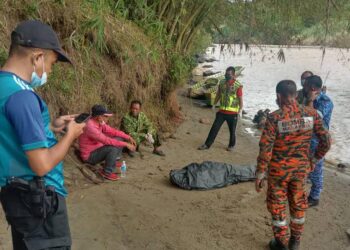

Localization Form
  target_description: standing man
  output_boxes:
[255,80,331,250]
[121,100,165,156]
[198,66,243,151]
[0,20,85,249]
[296,70,313,104]
[301,75,334,207]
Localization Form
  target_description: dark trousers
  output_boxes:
[0,188,71,250]
[151,133,162,148]
[205,112,238,148]
[87,145,122,174]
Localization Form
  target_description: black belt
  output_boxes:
[2,176,57,218]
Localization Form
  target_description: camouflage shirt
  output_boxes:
[120,112,156,145]
[257,102,331,175]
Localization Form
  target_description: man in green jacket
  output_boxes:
[121,100,165,156]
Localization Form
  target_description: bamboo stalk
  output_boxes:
[174,1,207,51]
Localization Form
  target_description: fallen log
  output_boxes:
[66,154,104,184]
[77,165,104,185]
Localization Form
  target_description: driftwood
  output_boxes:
[66,154,104,185]
[77,165,104,184]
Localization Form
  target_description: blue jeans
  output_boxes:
[309,158,324,200]
[88,145,122,174]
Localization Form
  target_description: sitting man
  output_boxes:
[79,104,136,181]
[121,100,165,156]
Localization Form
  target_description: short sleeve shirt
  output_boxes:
[0,71,67,196]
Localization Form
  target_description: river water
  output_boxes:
[203,44,350,164]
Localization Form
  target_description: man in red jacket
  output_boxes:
[79,105,136,180]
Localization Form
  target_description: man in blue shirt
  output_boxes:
[302,75,334,207]
[0,20,85,249]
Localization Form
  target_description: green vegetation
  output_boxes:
[212,0,350,47]
[0,0,348,132]
[0,0,224,130]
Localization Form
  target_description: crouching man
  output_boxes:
[121,100,165,156]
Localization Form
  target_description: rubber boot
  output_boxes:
[288,236,300,250]
[269,238,288,250]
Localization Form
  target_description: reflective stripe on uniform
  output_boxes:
[291,217,305,225]
[272,219,288,227]
[219,80,241,112]
[277,117,314,133]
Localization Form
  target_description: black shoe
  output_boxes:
[288,236,300,250]
[308,196,319,207]
[269,238,288,250]
[197,144,209,150]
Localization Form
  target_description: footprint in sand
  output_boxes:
[240,190,259,203]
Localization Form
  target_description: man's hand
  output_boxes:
[145,133,155,144]
[51,114,78,133]
[308,90,318,101]
[305,90,319,107]
[129,137,137,146]
[255,178,265,193]
[26,120,85,177]
[126,143,136,152]
[66,120,85,139]
[255,171,266,193]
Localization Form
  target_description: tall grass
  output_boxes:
[81,0,112,53]
[297,20,350,47]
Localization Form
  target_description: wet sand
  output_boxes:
[0,94,349,250]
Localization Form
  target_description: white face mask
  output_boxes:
[99,117,107,125]
[30,55,47,88]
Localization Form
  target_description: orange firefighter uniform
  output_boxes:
[256,102,331,246]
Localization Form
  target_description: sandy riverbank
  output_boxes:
[1,93,349,250]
